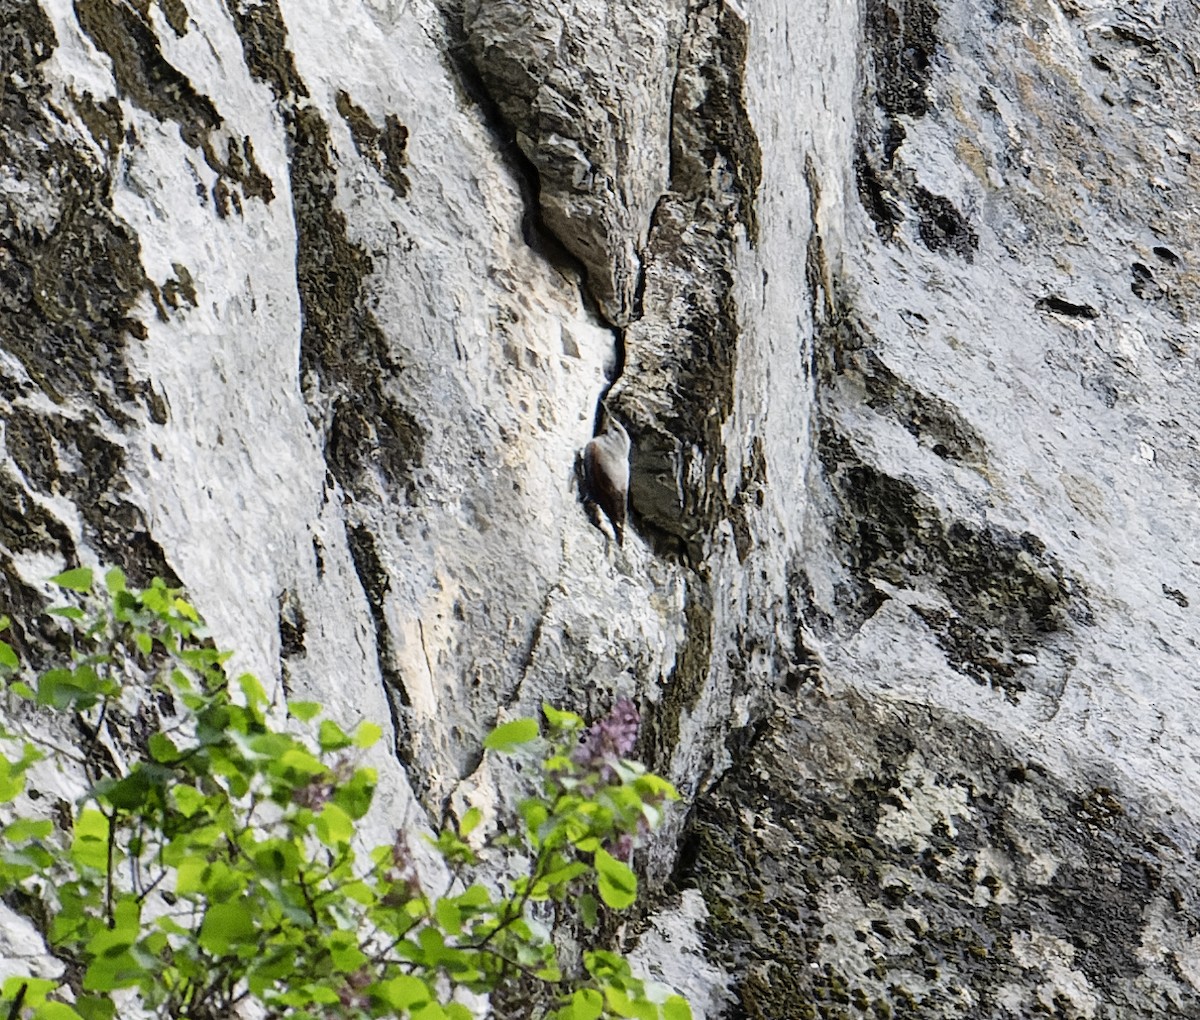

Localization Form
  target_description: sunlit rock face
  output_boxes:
[2,0,1200,1014]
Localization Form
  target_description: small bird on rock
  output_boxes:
[581,413,630,546]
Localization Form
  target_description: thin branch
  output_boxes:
[464,847,552,955]
[134,866,170,904]
[5,982,26,1020]
[104,807,117,926]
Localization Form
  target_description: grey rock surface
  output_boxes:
[1,0,1199,1015]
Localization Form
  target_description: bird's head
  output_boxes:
[604,413,630,450]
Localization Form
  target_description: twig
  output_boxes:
[104,807,117,925]
[5,982,26,1020]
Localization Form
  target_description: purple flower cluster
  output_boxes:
[572,698,640,782]
[608,832,635,863]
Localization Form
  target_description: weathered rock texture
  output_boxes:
[2,0,1199,1015]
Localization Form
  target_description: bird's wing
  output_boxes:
[585,440,626,533]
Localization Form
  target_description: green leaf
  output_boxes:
[238,673,268,709]
[341,879,376,905]
[49,567,93,592]
[70,810,110,871]
[253,838,301,880]
[315,802,354,848]
[3,977,58,1006]
[198,901,255,955]
[46,606,85,621]
[663,995,693,1020]
[111,590,137,621]
[74,996,115,1020]
[456,884,492,909]
[585,950,632,980]
[3,818,52,842]
[483,717,540,752]
[328,931,368,971]
[595,848,637,910]
[518,798,549,841]
[418,925,446,966]
[103,568,126,595]
[85,926,136,962]
[543,702,585,731]
[435,898,462,935]
[96,768,162,812]
[579,892,599,930]
[601,984,656,1020]
[192,858,241,901]
[570,988,604,1020]
[174,856,208,895]
[632,773,680,802]
[375,975,433,1010]
[0,758,24,806]
[82,954,140,993]
[37,669,92,710]
[287,700,322,721]
[318,719,352,751]
[353,720,383,748]
[278,747,326,777]
[171,785,205,818]
[459,806,483,836]
[147,733,178,763]
[172,597,200,622]
[0,641,17,670]
[333,767,376,819]
[534,860,589,898]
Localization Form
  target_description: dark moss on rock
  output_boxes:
[728,435,768,564]
[156,0,190,37]
[336,90,411,199]
[815,427,1086,699]
[835,344,987,465]
[0,470,74,562]
[0,0,172,620]
[0,152,149,409]
[679,688,1200,1018]
[289,105,424,499]
[71,91,125,156]
[912,187,978,261]
[671,1,762,246]
[74,0,220,146]
[277,588,307,659]
[201,135,276,215]
[160,262,198,312]
[856,0,984,262]
[863,0,940,121]
[615,1,760,558]
[3,408,176,588]
[0,469,77,656]
[345,524,425,803]
[232,0,423,499]
[223,0,308,102]
[647,579,714,781]
[855,151,904,242]
[1,0,148,412]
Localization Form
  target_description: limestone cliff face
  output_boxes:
[2,0,1199,1015]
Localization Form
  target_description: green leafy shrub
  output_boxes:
[0,568,690,1020]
